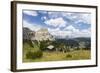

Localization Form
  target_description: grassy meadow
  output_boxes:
[23,50,91,62]
[23,40,91,62]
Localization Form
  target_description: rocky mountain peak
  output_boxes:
[23,27,55,41]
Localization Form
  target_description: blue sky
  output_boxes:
[23,10,91,38]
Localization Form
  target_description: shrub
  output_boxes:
[40,41,49,51]
[26,50,43,59]
[66,54,72,58]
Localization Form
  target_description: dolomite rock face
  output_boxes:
[23,27,34,40]
[34,28,55,41]
[23,27,55,41]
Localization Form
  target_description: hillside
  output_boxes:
[54,37,91,50]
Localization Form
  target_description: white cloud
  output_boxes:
[38,11,47,14]
[80,14,91,24]
[48,28,72,38]
[74,13,91,25]
[62,12,91,24]
[62,12,79,20]
[23,11,38,16]
[48,25,90,39]
[64,25,79,32]
[48,12,54,15]
[48,12,59,18]
[47,11,91,25]
[23,20,41,31]
[41,16,47,20]
[62,12,73,17]
[44,17,66,28]
[70,27,91,38]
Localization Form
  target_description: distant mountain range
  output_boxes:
[23,27,91,49]
[55,37,91,48]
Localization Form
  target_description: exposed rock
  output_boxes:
[34,28,55,41]
[23,27,55,41]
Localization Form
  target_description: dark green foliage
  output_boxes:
[85,42,91,50]
[38,37,91,52]
[39,40,51,50]
[53,38,91,51]
[66,54,72,58]
[51,41,59,48]
[26,50,43,59]
[23,40,33,47]
[66,48,71,52]
[23,39,43,60]
[75,37,91,50]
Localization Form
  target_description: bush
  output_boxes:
[40,41,49,51]
[66,54,72,58]
[26,50,43,59]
